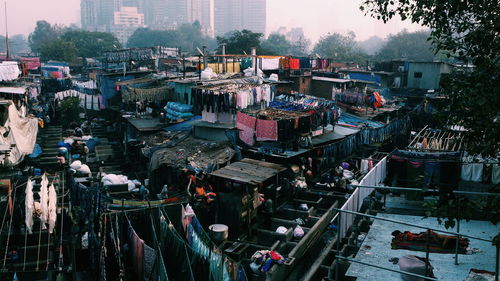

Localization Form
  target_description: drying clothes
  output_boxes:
[360,159,370,174]
[261,58,280,70]
[143,244,158,281]
[54,90,82,101]
[391,230,469,254]
[39,174,49,230]
[236,112,257,146]
[25,179,34,234]
[256,119,278,141]
[123,86,171,103]
[289,59,300,70]
[492,164,500,184]
[48,184,57,234]
[0,104,39,165]
[0,61,21,81]
[128,224,145,281]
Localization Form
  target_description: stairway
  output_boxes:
[35,125,63,171]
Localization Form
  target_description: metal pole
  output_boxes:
[182,55,186,79]
[202,46,207,71]
[337,256,438,281]
[333,208,492,242]
[350,185,500,197]
[198,55,202,80]
[495,246,499,281]
[221,43,226,73]
[455,198,460,265]
[336,213,341,281]
[425,229,430,277]
[4,0,9,59]
[251,47,257,76]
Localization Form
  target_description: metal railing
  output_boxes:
[332,207,498,281]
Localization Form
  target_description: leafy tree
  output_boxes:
[61,29,121,58]
[40,39,78,63]
[216,30,263,55]
[376,30,435,61]
[358,36,385,55]
[313,32,368,63]
[128,28,181,48]
[28,20,63,54]
[361,0,500,232]
[260,33,292,55]
[127,22,216,54]
[289,37,311,57]
[59,97,82,129]
[360,0,499,157]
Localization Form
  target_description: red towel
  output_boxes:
[290,59,300,70]
[256,119,278,141]
[237,112,257,145]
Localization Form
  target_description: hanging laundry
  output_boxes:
[39,174,49,230]
[236,112,257,146]
[25,179,34,234]
[256,119,278,141]
[48,183,57,234]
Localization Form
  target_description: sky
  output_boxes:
[0,0,424,43]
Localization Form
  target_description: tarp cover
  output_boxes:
[0,104,39,165]
[0,61,20,82]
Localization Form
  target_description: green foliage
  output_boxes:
[357,36,385,55]
[59,97,82,128]
[127,22,216,53]
[423,191,500,229]
[313,32,369,64]
[376,30,435,61]
[260,33,292,55]
[28,20,63,54]
[217,30,263,55]
[360,0,499,156]
[40,39,78,63]
[61,30,121,58]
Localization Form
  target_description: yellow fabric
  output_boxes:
[202,63,241,74]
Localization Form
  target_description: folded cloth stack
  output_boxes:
[164,102,193,121]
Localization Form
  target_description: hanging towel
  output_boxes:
[48,184,57,234]
[25,179,34,234]
[492,164,500,184]
[39,174,49,230]
[236,112,257,146]
[256,119,278,141]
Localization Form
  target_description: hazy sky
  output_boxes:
[0,0,424,42]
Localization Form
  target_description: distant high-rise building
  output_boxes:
[214,0,266,36]
[114,6,145,26]
[97,0,123,26]
[81,0,98,29]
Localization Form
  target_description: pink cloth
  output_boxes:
[256,119,278,141]
[237,112,256,146]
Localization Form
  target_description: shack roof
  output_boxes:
[0,87,27,94]
[210,158,286,185]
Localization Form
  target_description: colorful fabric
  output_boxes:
[256,119,278,141]
[237,112,256,146]
[290,59,300,70]
[391,230,469,254]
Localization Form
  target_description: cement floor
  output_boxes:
[345,213,499,281]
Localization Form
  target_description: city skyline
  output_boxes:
[0,0,424,42]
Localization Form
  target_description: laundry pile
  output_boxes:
[164,102,194,121]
